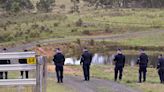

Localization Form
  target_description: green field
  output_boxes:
[0,0,164,46]
[119,32,164,46]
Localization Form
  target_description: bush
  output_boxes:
[90,39,95,46]
[75,18,83,27]
[67,24,71,27]
[36,0,55,12]
[31,24,39,29]
[82,30,90,35]
[29,31,40,38]
[53,22,59,27]
[71,28,78,32]
[76,38,81,45]
[1,0,33,12]
[60,4,65,9]
[105,27,113,33]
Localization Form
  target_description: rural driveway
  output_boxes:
[48,73,141,92]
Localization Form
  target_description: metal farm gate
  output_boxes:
[0,52,47,92]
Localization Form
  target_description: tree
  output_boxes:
[82,0,164,8]
[0,0,33,12]
[36,0,55,12]
[70,0,80,13]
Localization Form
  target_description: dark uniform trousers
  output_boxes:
[56,66,63,82]
[139,67,147,82]
[19,59,28,79]
[21,71,29,79]
[83,64,90,80]
[115,66,123,81]
[0,72,8,79]
[158,68,164,83]
[0,60,10,79]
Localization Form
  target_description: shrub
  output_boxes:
[53,22,59,27]
[60,4,65,9]
[75,18,83,27]
[71,28,78,32]
[76,38,81,45]
[105,27,112,33]
[29,31,40,38]
[36,0,55,12]
[90,39,95,46]
[31,24,39,29]
[82,30,90,35]
[67,24,71,27]
[1,0,33,12]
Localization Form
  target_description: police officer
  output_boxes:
[18,50,29,79]
[0,48,10,79]
[53,48,65,83]
[80,47,93,81]
[157,54,164,84]
[137,49,149,83]
[113,49,125,81]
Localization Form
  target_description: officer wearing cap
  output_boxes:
[53,48,65,83]
[80,47,93,81]
[0,48,10,79]
[157,54,164,84]
[137,49,149,83]
[18,49,29,79]
[113,48,125,81]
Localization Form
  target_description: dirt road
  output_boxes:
[48,73,141,92]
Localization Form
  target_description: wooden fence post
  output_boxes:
[43,56,47,92]
[36,56,43,92]
[36,56,40,92]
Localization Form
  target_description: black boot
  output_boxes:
[61,78,63,83]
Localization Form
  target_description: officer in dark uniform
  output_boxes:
[157,54,164,84]
[0,48,10,79]
[137,49,149,83]
[53,48,65,83]
[18,50,29,79]
[113,49,125,81]
[80,47,93,81]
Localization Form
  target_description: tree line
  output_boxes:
[0,0,164,13]
[83,0,164,8]
[0,0,55,12]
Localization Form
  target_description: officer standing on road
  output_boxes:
[80,47,93,81]
[137,49,149,83]
[157,54,164,84]
[53,48,65,83]
[18,50,29,79]
[113,48,125,81]
[0,48,10,79]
